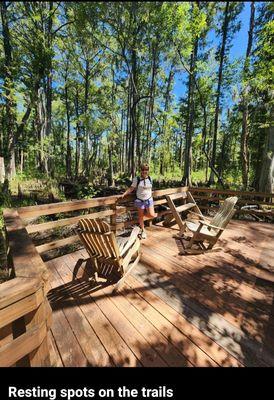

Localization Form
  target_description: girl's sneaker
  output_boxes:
[140,229,147,239]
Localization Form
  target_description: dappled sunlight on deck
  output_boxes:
[46,220,274,367]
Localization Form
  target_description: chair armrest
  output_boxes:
[188,210,205,219]
[199,220,224,231]
[188,211,209,220]
[120,226,140,257]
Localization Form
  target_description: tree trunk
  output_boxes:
[65,69,72,178]
[45,1,53,176]
[126,77,131,174]
[258,123,274,193]
[145,42,159,161]
[74,89,81,177]
[121,109,125,173]
[108,144,114,187]
[240,1,255,189]
[1,1,17,184]
[208,1,230,185]
[37,87,48,174]
[83,58,90,175]
[182,38,198,186]
[179,132,184,169]
[129,1,139,178]
[130,47,138,178]
[159,64,175,176]
[218,109,230,179]
[162,64,175,136]
[0,157,5,183]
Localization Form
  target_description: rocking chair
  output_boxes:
[77,218,141,292]
[176,196,238,254]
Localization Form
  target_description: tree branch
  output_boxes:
[52,20,75,36]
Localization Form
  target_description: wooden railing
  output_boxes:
[189,187,274,220]
[17,187,189,255]
[0,209,52,367]
[1,185,273,366]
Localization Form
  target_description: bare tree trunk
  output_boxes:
[45,1,53,177]
[145,42,159,161]
[179,133,184,169]
[126,78,131,174]
[162,64,175,136]
[64,66,72,178]
[259,122,274,193]
[159,64,175,176]
[83,58,90,175]
[208,1,230,185]
[37,87,48,174]
[0,156,5,183]
[108,144,114,187]
[20,148,24,173]
[217,109,230,179]
[241,99,249,188]
[240,1,255,189]
[182,38,198,186]
[120,109,124,173]
[1,1,17,184]
[74,89,80,177]
[130,47,138,177]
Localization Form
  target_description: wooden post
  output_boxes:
[3,209,52,366]
[24,298,51,367]
[110,203,117,234]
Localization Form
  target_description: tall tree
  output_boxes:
[208,1,243,185]
[240,1,255,189]
[0,1,17,185]
[252,2,274,192]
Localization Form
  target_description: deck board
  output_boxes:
[64,252,168,367]
[141,231,274,333]
[48,257,141,367]
[46,220,274,367]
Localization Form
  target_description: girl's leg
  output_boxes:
[144,205,157,220]
[137,207,145,230]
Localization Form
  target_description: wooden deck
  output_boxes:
[46,220,274,367]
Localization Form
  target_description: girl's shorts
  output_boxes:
[134,198,154,210]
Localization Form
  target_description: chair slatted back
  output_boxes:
[78,218,121,264]
[210,196,238,229]
[169,192,188,201]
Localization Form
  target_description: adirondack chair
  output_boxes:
[77,218,141,292]
[174,196,238,254]
[165,190,203,234]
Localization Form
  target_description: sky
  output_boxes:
[173,1,252,102]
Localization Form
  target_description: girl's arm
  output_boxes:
[121,185,135,198]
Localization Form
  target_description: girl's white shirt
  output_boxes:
[131,177,153,201]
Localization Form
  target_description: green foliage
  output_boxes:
[0,1,272,194]
[71,182,99,200]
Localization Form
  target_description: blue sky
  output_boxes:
[173,1,252,102]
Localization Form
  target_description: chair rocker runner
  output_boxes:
[77,218,141,292]
[170,196,238,255]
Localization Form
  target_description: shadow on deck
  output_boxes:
[46,220,274,367]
